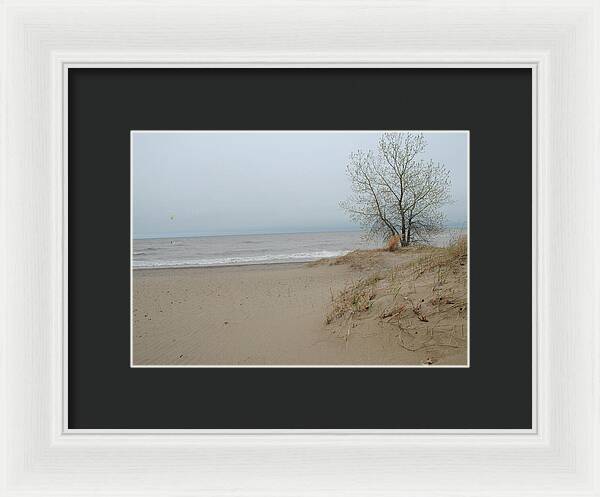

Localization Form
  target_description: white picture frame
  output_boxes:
[1,0,599,495]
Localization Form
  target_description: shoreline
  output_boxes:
[132,260,317,271]
[132,228,467,272]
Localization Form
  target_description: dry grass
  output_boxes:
[325,235,468,362]
[379,303,406,320]
[325,274,382,324]
[409,235,467,278]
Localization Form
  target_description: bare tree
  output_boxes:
[341,132,451,246]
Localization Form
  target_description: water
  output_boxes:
[132,229,465,269]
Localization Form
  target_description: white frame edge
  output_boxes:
[2,1,599,496]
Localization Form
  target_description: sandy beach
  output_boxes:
[132,244,468,366]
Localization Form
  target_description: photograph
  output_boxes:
[131,130,469,367]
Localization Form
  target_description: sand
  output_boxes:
[132,249,468,366]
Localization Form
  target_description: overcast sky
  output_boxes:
[132,131,468,239]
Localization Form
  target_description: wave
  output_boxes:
[132,250,348,269]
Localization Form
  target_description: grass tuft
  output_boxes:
[325,274,382,324]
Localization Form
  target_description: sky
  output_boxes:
[132,131,468,239]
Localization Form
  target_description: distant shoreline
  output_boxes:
[131,229,466,271]
[132,228,365,241]
[133,260,310,271]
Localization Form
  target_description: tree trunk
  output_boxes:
[400,230,408,246]
[400,216,408,247]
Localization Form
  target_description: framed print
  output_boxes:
[2,0,599,496]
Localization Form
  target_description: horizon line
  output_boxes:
[132,227,364,240]
[132,223,468,240]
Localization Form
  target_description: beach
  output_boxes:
[131,131,468,366]
[132,243,468,366]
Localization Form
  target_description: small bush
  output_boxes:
[386,235,400,252]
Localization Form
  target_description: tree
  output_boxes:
[341,132,451,246]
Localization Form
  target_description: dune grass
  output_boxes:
[321,236,467,364]
[325,274,383,324]
[409,235,467,278]
[326,236,467,335]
